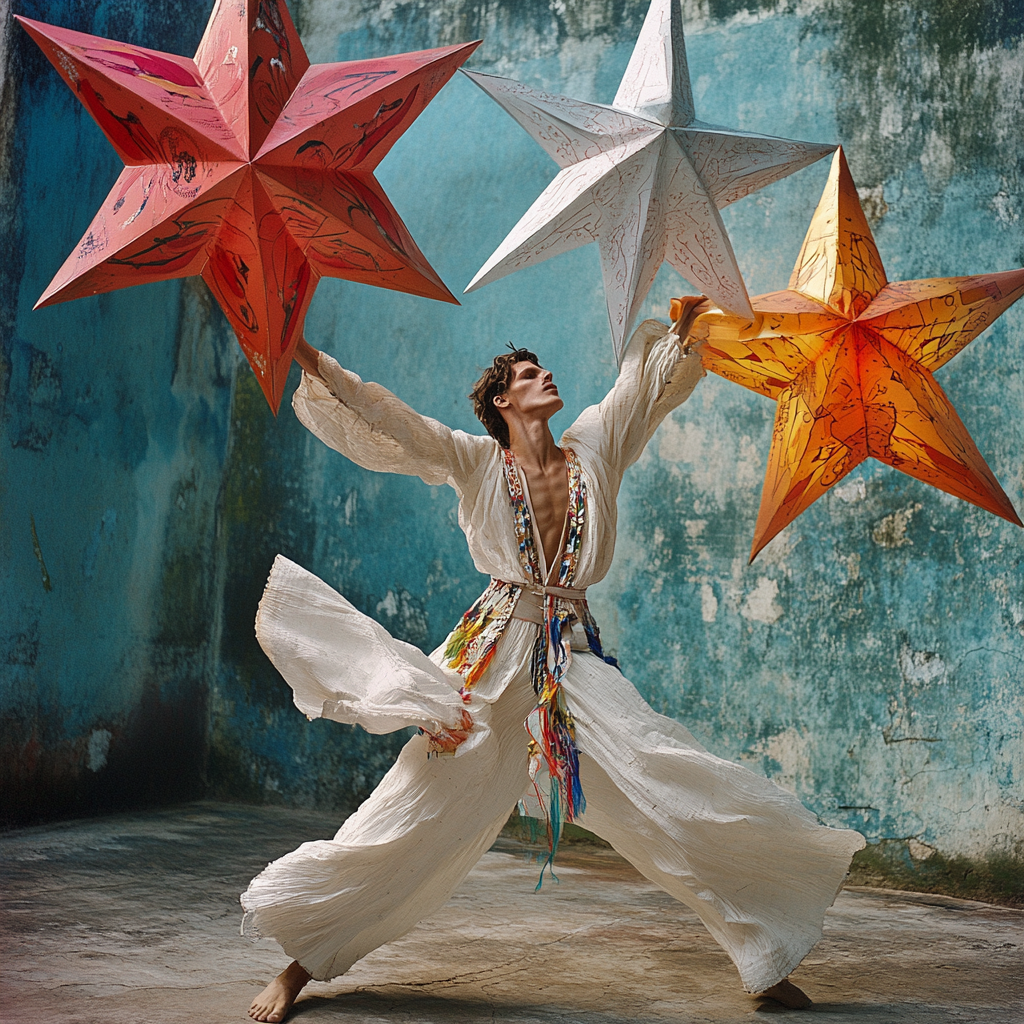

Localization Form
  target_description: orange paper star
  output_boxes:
[675,148,1024,561]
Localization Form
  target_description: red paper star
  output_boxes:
[18,2,479,411]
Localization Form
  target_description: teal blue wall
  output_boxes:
[214,0,1024,883]
[3,0,1022,894]
[1,1,233,820]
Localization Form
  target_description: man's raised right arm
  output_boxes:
[290,338,487,489]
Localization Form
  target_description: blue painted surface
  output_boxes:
[1,1,232,819]
[3,0,1022,891]
[217,0,1023,872]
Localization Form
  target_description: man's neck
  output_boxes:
[507,417,560,472]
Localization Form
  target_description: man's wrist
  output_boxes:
[295,337,325,381]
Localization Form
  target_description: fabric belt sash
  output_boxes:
[507,582,588,624]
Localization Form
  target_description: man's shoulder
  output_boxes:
[451,427,499,448]
[448,428,502,474]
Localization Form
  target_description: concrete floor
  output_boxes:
[1,803,1022,1024]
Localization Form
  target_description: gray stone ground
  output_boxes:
[1,802,1021,1024]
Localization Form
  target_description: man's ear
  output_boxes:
[493,393,509,409]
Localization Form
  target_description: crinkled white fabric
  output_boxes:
[241,661,538,982]
[241,636,864,992]
[241,320,866,993]
[564,657,865,993]
[256,555,489,751]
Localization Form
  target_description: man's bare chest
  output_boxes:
[520,462,569,576]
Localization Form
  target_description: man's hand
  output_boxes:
[293,336,325,382]
[424,709,475,756]
[670,295,713,355]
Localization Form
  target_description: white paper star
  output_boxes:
[464,0,835,362]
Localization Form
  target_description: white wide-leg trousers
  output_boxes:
[242,641,863,994]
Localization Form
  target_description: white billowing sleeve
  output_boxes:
[292,352,489,488]
[256,557,487,751]
[562,319,704,475]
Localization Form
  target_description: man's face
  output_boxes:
[495,360,563,420]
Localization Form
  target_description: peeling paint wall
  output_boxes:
[588,1,1024,894]
[3,0,1021,897]
[211,0,1022,888]
[1,1,236,823]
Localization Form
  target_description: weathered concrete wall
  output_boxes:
[211,0,1024,899]
[4,0,1021,899]
[0,1,236,823]
[596,0,1024,899]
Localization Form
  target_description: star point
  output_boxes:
[612,0,693,126]
[19,2,479,412]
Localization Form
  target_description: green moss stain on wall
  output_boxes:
[814,0,1024,188]
[208,362,416,814]
[848,839,1024,907]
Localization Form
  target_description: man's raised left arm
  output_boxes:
[562,296,711,475]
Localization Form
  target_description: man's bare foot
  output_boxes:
[758,978,813,1009]
[249,960,312,1022]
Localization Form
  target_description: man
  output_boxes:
[245,300,865,1022]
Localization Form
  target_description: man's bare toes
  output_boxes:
[758,978,813,1009]
[248,999,269,1022]
[249,985,290,1021]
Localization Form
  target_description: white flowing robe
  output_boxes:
[243,320,865,993]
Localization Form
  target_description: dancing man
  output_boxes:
[245,298,865,1022]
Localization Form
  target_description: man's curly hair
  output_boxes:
[469,346,540,449]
